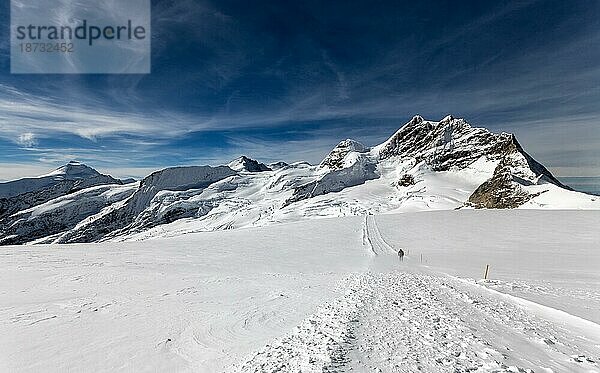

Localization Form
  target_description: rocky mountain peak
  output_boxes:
[411,115,425,125]
[1,114,594,245]
[439,114,455,125]
[377,115,567,195]
[319,139,368,170]
[228,156,272,172]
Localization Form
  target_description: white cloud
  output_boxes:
[16,132,38,147]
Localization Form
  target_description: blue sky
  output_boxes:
[0,0,599,181]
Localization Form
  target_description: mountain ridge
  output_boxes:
[1,115,598,245]
[0,161,127,226]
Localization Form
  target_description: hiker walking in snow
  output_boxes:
[397,249,405,261]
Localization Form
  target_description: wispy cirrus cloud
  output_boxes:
[0,0,599,181]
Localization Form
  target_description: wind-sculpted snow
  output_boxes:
[2,116,600,245]
[2,211,599,372]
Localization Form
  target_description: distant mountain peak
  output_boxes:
[411,115,424,124]
[1,114,596,246]
[0,161,123,221]
[228,156,271,172]
[48,161,102,180]
[320,139,368,170]
[439,114,455,124]
[268,161,289,170]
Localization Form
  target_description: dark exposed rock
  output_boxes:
[228,156,271,172]
[268,161,289,170]
[398,174,416,187]
[468,163,543,209]
[380,116,522,173]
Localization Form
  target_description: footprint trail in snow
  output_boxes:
[234,216,600,373]
[234,270,600,373]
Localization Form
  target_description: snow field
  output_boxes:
[238,268,600,372]
[1,210,599,372]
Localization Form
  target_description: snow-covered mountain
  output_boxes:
[0,162,133,245]
[0,161,119,199]
[0,161,125,221]
[228,156,272,172]
[1,116,598,245]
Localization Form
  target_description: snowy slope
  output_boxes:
[0,161,121,199]
[52,166,237,243]
[0,183,137,245]
[2,210,599,372]
[114,115,598,243]
[2,116,599,245]
[0,161,125,224]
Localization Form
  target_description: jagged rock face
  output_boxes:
[398,174,416,187]
[496,137,567,188]
[228,156,271,172]
[379,115,517,171]
[468,163,541,209]
[320,139,369,170]
[0,162,123,220]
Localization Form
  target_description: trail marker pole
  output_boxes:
[484,264,490,280]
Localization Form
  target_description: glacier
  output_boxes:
[1,115,598,245]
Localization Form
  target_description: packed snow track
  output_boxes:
[362,215,398,256]
[2,211,599,372]
[234,267,600,373]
